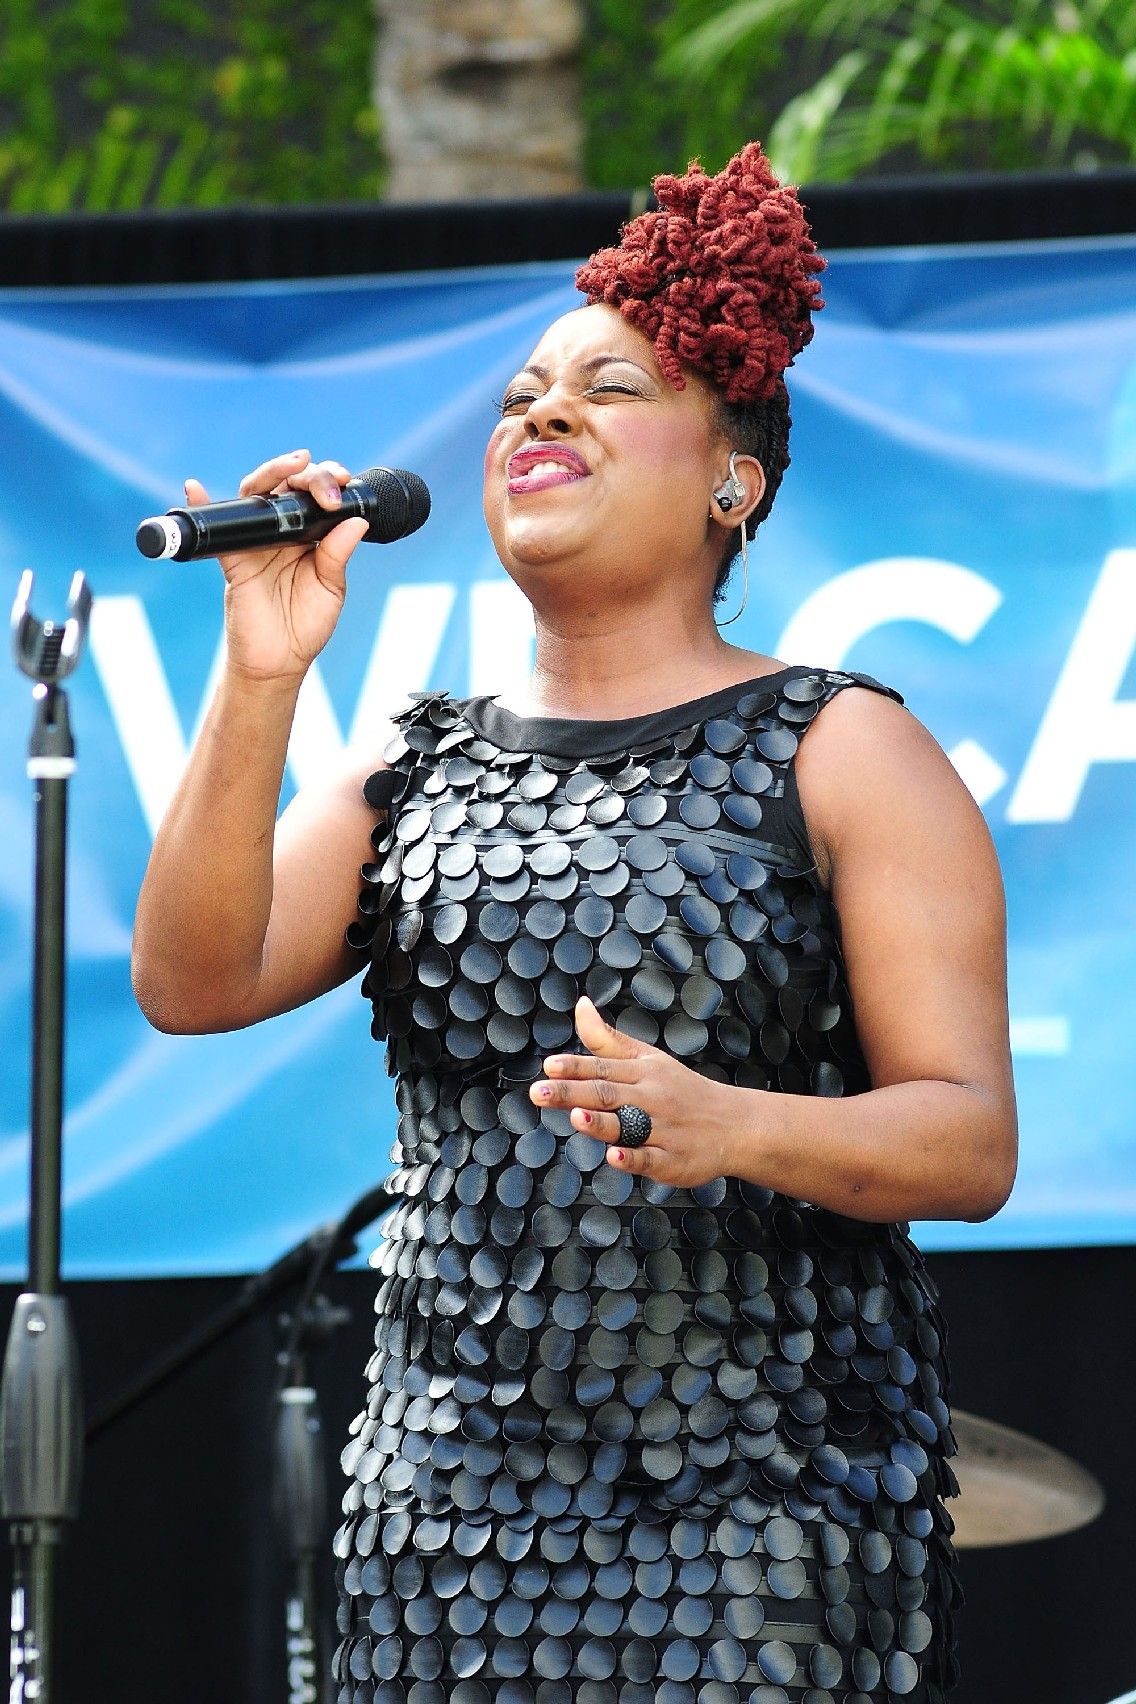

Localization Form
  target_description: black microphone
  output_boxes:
[135,466,431,562]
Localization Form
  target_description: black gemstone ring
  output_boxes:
[616,1104,653,1147]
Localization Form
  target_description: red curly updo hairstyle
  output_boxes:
[576,142,826,597]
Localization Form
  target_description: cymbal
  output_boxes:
[949,1408,1105,1548]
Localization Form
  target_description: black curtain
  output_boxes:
[0,167,1134,287]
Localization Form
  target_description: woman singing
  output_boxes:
[133,143,1018,1703]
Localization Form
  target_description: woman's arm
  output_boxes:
[757,683,1018,1221]
[531,688,1018,1224]
[131,670,385,1033]
[131,448,385,1034]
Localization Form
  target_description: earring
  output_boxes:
[713,450,747,513]
[716,524,749,627]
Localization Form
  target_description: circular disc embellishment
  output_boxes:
[478,901,519,942]
[624,833,668,872]
[577,834,619,872]
[531,842,572,877]
[526,899,566,941]
[625,892,668,936]
[679,792,721,831]
[575,896,615,938]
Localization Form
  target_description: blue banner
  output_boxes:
[1,235,1134,1275]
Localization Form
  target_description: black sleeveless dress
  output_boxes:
[333,665,962,1704]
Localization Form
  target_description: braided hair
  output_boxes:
[575,141,825,599]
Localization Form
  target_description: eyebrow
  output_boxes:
[516,354,654,381]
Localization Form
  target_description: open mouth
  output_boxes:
[507,450,590,496]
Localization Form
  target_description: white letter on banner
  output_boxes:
[349,583,457,743]
[775,558,1006,804]
[469,577,535,698]
[287,583,458,790]
[1007,549,1136,823]
[90,596,226,838]
[91,584,457,833]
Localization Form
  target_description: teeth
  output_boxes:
[519,460,577,478]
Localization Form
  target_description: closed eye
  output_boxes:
[495,380,644,415]
[495,391,540,415]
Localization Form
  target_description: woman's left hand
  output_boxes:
[529,996,740,1188]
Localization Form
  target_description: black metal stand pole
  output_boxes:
[0,571,389,1701]
[276,1378,326,1704]
[1,572,92,1703]
[273,1296,350,1704]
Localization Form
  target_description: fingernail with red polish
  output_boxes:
[614,1149,625,1163]
[581,1111,593,1125]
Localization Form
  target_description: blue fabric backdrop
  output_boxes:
[2,235,1134,1275]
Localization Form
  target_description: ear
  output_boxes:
[709,453,766,533]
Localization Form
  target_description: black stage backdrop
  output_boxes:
[2,173,1135,1704]
[2,166,1136,286]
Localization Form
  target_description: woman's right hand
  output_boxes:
[184,448,371,685]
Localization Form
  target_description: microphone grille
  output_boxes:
[357,467,432,543]
[136,520,168,559]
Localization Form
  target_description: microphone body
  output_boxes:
[136,467,430,562]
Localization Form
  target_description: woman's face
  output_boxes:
[483,303,727,605]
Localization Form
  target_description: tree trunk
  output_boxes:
[373,0,584,201]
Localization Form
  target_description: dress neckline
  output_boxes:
[459,665,804,758]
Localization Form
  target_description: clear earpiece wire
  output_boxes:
[716,525,749,627]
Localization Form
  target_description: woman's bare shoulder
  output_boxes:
[792,683,992,889]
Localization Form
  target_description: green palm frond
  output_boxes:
[155,123,215,207]
[865,34,931,160]
[766,49,872,180]
[666,0,991,74]
[916,28,976,153]
[666,0,1136,180]
[1085,0,1136,53]
[116,135,163,211]
[660,0,812,77]
[1103,49,1136,135]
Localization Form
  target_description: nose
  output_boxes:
[523,383,576,439]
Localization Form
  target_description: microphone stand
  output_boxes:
[84,1184,393,1704]
[266,1185,391,1704]
[273,1294,350,1704]
[1,572,92,1703]
[86,1183,392,1441]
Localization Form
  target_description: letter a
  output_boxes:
[1007,550,1136,823]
